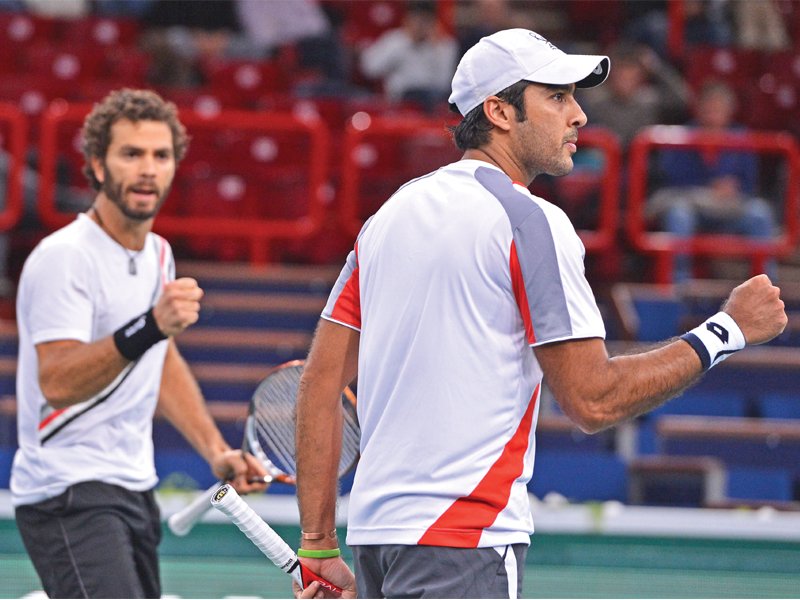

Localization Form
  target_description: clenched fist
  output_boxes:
[152,277,204,336]
[723,274,787,345]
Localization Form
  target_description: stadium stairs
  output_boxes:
[2,268,800,508]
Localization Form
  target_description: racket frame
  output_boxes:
[167,360,359,537]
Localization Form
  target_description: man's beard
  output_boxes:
[102,166,170,221]
[513,121,575,180]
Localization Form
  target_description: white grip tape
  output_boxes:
[167,481,220,536]
[211,484,302,587]
[681,311,746,370]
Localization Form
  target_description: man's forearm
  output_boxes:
[295,319,360,548]
[158,340,229,464]
[296,376,344,547]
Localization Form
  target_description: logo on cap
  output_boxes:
[527,31,557,51]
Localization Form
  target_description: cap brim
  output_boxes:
[523,55,609,89]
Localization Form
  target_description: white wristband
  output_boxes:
[680,311,746,371]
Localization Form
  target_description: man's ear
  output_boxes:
[90,156,104,184]
[482,96,515,132]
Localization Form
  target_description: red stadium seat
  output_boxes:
[59,16,141,48]
[0,75,71,146]
[0,12,57,66]
[683,47,762,107]
[747,51,800,132]
[18,43,102,88]
[172,165,313,261]
[322,0,405,48]
[202,58,290,109]
[96,46,150,88]
[747,82,800,132]
[172,172,253,261]
[157,88,226,119]
[0,76,60,114]
[210,127,316,220]
[340,112,462,229]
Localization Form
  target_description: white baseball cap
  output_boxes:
[449,29,610,116]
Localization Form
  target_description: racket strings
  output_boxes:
[340,402,361,470]
[250,363,362,478]
[253,368,301,474]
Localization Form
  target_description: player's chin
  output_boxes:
[548,159,574,178]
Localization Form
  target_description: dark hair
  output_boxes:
[81,88,189,191]
[449,80,530,151]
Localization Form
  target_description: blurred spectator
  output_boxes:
[91,0,157,18]
[583,41,691,150]
[455,0,515,57]
[140,0,348,91]
[622,0,733,59]
[236,0,350,91]
[732,0,790,51]
[142,0,240,31]
[19,0,88,17]
[647,81,777,282]
[683,0,734,47]
[141,0,252,88]
[359,0,458,112]
[236,0,329,52]
[621,0,670,58]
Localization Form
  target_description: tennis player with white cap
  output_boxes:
[294,29,786,599]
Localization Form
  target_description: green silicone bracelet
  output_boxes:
[297,548,341,559]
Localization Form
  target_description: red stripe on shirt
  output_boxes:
[158,236,168,286]
[510,240,535,344]
[417,385,539,547]
[39,408,67,430]
[330,243,361,328]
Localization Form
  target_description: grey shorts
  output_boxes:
[15,480,162,599]
[352,543,527,598]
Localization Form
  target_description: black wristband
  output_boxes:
[113,308,167,361]
[680,332,711,370]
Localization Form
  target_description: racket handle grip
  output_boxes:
[211,484,344,595]
[167,481,220,536]
[211,484,300,578]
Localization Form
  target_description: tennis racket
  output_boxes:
[211,483,343,594]
[168,359,360,536]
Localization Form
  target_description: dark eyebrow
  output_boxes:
[118,144,173,154]
[543,83,575,93]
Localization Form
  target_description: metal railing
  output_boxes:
[37,102,331,264]
[626,125,799,284]
[0,102,28,232]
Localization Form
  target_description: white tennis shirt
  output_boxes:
[11,213,174,506]
[323,160,605,548]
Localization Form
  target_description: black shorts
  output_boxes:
[15,480,162,599]
[352,543,527,598]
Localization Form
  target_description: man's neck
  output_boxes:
[461,148,533,187]
[89,197,150,251]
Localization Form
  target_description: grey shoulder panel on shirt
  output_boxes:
[474,166,573,343]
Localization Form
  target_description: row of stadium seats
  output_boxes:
[0,43,798,133]
[1,4,799,132]
[2,99,797,283]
